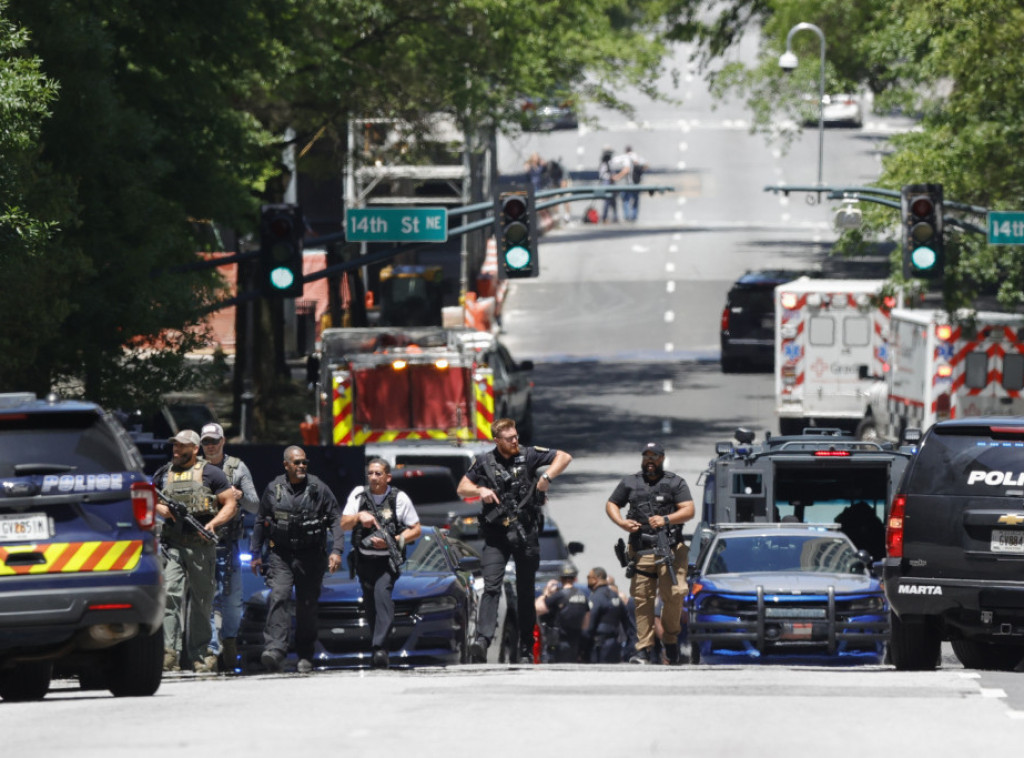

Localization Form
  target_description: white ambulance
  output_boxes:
[775,278,897,436]
[863,308,1024,441]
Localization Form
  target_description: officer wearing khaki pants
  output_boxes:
[605,442,694,664]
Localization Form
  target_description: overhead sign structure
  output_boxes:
[346,208,448,243]
[988,211,1024,245]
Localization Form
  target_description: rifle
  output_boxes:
[157,489,220,544]
[362,497,405,575]
[632,502,678,586]
[480,478,536,545]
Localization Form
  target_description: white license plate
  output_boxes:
[0,512,50,542]
[991,529,1024,554]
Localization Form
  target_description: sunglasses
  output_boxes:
[290,459,309,466]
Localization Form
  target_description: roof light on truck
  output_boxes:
[936,324,953,341]
[936,364,953,378]
[780,292,798,310]
[392,359,408,370]
[435,359,449,370]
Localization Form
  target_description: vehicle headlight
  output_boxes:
[700,595,743,613]
[843,596,884,612]
[418,596,458,614]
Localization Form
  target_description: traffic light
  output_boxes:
[259,203,304,298]
[900,184,943,280]
[495,187,538,278]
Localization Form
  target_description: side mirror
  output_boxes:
[686,564,699,582]
[518,359,535,372]
[567,540,585,556]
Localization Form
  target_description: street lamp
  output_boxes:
[780,22,826,202]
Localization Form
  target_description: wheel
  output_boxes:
[951,639,1024,671]
[107,628,163,697]
[856,416,881,442]
[0,661,52,701]
[889,612,941,671]
[720,355,742,374]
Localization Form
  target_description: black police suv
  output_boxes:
[0,393,165,700]
[885,418,1024,671]
[719,269,805,373]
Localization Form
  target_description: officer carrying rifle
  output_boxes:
[341,457,421,669]
[606,442,693,665]
[250,445,343,675]
[458,418,573,664]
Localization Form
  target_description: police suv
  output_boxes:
[695,427,913,561]
[0,393,165,700]
[885,418,1024,671]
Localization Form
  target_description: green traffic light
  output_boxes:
[911,246,937,271]
[504,245,531,270]
[269,266,296,290]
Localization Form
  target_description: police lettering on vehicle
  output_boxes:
[966,470,1024,487]
[42,473,127,493]
[898,584,943,595]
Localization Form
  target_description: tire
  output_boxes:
[951,639,1024,671]
[856,416,881,442]
[0,661,52,702]
[889,612,941,671]
[720,355,742,374]
[107,628,163,697]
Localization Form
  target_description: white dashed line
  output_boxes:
[664,311,675,323]
[662,380,673,393]
[666,281,676,293]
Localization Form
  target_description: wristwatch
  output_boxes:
[541,473,551,482]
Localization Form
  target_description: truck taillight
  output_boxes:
[720,307,730,332]
[936,364,952,378]
[935,392,951,420]
[813,450,850,457]
[886,494,906,558]
[131,481,157,531]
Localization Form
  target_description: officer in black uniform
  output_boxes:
[605,441,694,664]
[536,565,589,663]
[586,566,631,663]
[250,445,343,674]
[458,417,573,663]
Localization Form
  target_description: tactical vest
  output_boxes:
[200,454,245,542]
[268,478,327,551]
[165,461,218,518]
[626,473,681,550]
[480,451,541,531]
[352,487,403,553]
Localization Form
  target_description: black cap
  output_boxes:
[560,564,578,579]
[641,441,665,455]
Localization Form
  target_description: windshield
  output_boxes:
[706,533,859,575]
[0,411,131,476]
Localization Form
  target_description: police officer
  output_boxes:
[535,565,589,663]
[458,418,573,663]
[154,430,237,673]
[250,445,343,674]
[199,422,259,672]
[340,457,421,669]
[586,566,631,662]
[605,442,694,664]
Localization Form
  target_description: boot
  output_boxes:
[163,648,181,672]
[220,638,239,672]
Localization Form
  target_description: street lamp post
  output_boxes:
[780,22,826,202]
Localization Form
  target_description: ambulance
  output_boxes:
[775,278,897,436]
[862,308,1024,441]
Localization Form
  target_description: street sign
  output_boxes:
[346,208,448,243]
[988,211,1024,245]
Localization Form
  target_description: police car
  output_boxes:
[0,393,165,700]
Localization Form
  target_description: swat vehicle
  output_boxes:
[694,427,915,562]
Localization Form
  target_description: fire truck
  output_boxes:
[314,327,496,447]
[862,308,1024,442]
[775,278,898,436]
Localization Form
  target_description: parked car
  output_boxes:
[886,419,1024,671]
[519,95,579,131]
[0,392,165,700]
[687,524,888,664]
[236,527,481,670]
[720,269,806,372]
[802,93,863,128]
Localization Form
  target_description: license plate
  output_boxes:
[780,622,814,640]
[0,512,50,542]
[991,529,1024,554]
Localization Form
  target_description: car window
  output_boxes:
[706,534,858,574]
[394,472,460,504]
[728,289,774,314]
[406,532,450,573]
[908,426,1024,497]
[0,411,132,476]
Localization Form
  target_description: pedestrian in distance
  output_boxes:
[598,146,629,223]
[525,152,547,192]
[340,457,422,670]
[535,565,590,663]
[153,429,238,673]
[586,566,632,663]
[198,422,259,673]
[458,417,573,664]
[620,145,648,222]
[250,446,343,674]
[605,441,694,664]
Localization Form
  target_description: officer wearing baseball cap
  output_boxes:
[604,442,693,664]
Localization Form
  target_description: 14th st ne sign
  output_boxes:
[346,208,448,243]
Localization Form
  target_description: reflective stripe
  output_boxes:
[0,540,144,576]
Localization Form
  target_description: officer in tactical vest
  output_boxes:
[535,565,590,663]
[605,441,694,664]
[458,417,573,664]
[199,423,259,673]
[154,429,237,673]
[586,566,632,662]
[250,445,343,674]
[340,457,421,669]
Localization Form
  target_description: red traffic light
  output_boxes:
[268,216,294,238]
[502,196,527,221]
[909,196,934,220]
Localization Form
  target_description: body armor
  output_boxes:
[268,479,327,551]
[626,473,681,552]
[480,452,542,534]
[165,461,217,518]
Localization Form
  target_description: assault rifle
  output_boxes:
[362,498,405,576]
[623,507,678,586]
[481,478,536,545]
[157,489,220,544]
